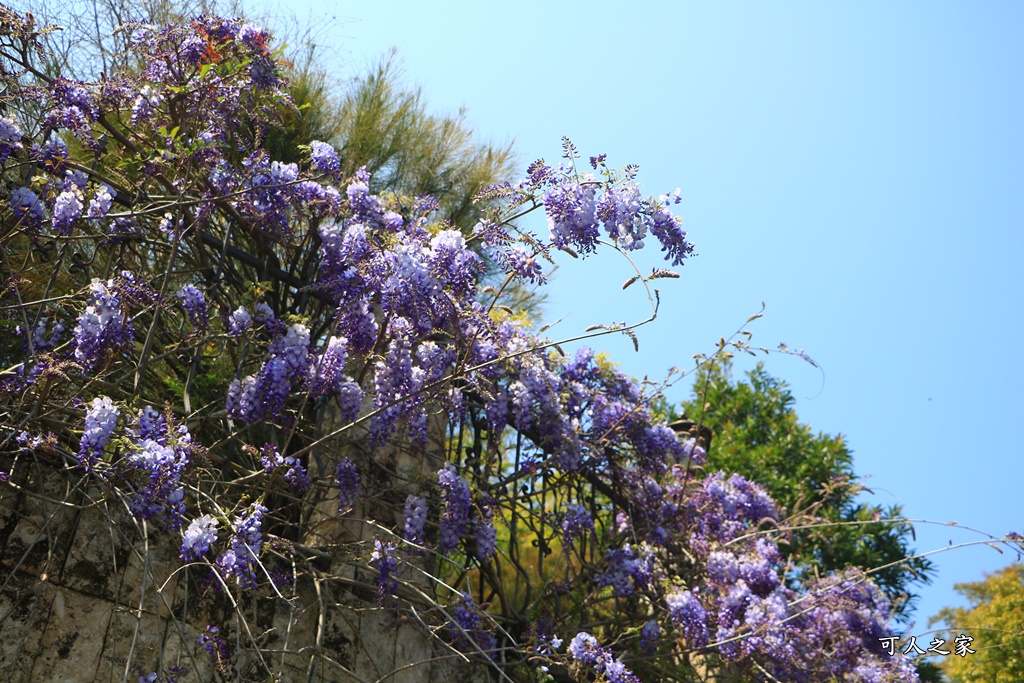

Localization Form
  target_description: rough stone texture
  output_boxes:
[0,403,493,683]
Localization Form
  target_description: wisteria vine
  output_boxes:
[0,8,938,682]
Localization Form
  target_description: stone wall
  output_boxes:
[0,412,493,683]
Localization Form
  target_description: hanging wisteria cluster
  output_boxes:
[0,7,924,682]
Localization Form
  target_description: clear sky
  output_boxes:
[261,0,1023,641]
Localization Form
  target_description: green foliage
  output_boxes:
[930,564,1024,683]
[681,360,935,620]
[302,51,517,232]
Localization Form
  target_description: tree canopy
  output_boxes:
[930,564,1024,683]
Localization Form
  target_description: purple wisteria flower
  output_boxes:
[0,116,22,162]
[87,184,114,221]
[403,494,427,547]
[335,458,360,511]
[78,396,119,469]
[544,181,600,256]
[181,514,219,560]
[225,375,260,423]
[447,592,497,658]
[597,181,646,249]
[568,633,639,683]
[647,199,693,266]
[371,319,416,444]
[499,244,546,285]
[666,589,710,648]
[62,170,88,192]
[10,187,44,230]
[47,78,98,133]
[254,302,278,328]
[216,503,267,587]
[227,306,251,336]
[597,543,655,597]
[29,317,64,351]
[309,140,339,175]
[561,504,593,551]
[370,539,399,605]
[473,503,496,562]
[429,229,481,299]
[73,278,132,369]
[568,632,603,667]
[137,405,168,443]
[226,322,311,423]
[680,437,706,465]
[260,443,309,493]
[640,620,660,653]
[176,284,207,328]
[127,431,191,526]
[33,139,68,171]
[690,472,777,551]
[271,323,310,372]
[52,189,83,234]
[237,23,269,52]
[335,379,364,423]
[438,462,471,555]
[131,86,162,124]
[17,430,56,451]
[198,625,229,673]
[309,335,349,397]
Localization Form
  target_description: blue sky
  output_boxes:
[264,0,1022,640]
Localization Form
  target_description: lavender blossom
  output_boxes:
[29,317,64,351]
[254,302,277,327]
[447,592,496,657]
[310,335,349,397]
[62,170,88,192]
[335,458,360,511]
[216,503,267,587]
[403,494,428,547]
[87,184,114,221]
[0,116,22,162]
[597,181,646,249]
[128,435,191,526]
[473,504,496,562]
[227,307,251,336]
[597,543,654,597]
[10,187,43,230]
[561,504,593,551]
[370,539,399,604]
[568,632,603,667]
[309,140,339,175]
[237,23,269,53]
[78,396,119,469]
[52,189,83,234]
[567,633,639,682]
[181,515,219,560]
[438,462,471,555]
[544,181,600,255]
[640,620,660,653]
[176,284,207,328]
[198,626,229,673]
[34,139,68,171]
[260,443,310,493]
[137,405,168,443]
[666,589,710,648]
[73,278,132,369]
[500,244,546,285]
